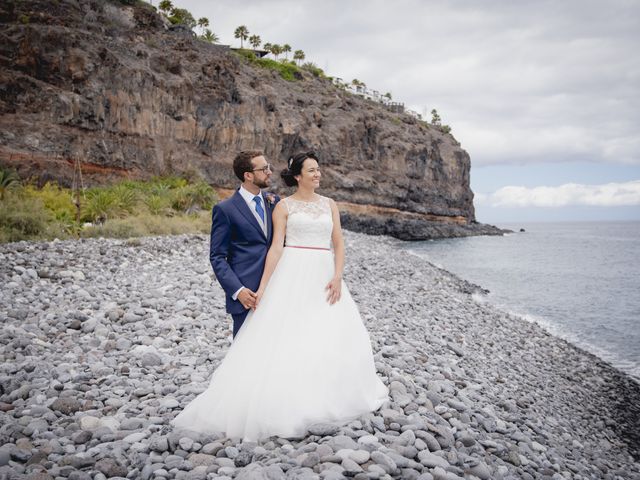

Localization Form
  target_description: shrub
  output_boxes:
[112,184,139,214]
[80,219,137,239]
[170,181,217,212]
[235,49,257,62]
[23,183,76,221]
[23,183,81,234]
[0,192,66,242]
[0,167,21,200]
[80,212,211,239]
[301,62,327,78]
[0,175,217,243]
[151,176,188,191]
[144,194,170,215]
[83,189,119,223]
[233,50,302,81]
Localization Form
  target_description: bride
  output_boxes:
[171,151,389,441]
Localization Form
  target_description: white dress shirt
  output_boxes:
[238,185,267,236]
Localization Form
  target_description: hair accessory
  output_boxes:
[287,157,293,169]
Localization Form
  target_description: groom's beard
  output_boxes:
[253,178,271,189]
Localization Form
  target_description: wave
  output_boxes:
[470,291,640,383]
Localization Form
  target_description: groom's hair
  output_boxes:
[233,150,264,181]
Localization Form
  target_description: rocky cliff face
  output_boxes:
[0,0,503,239]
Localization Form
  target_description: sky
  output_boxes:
[175,0,640,224]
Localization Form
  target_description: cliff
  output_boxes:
[0,0,504,239]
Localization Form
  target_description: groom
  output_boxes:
[209,150,279,338]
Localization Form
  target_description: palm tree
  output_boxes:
[282,44,292,60]
[249,34,261,49]
[197,17,209,35]
[293,49,305,65]
[234,25,249,48]
[0,167,20,200]
[431,109,442,125]
[201,29,219,43]
[384,92,392,100]
[270,44,282,60]
[169,8,196,28]
[263,42,272,55]
[158,0,173,14]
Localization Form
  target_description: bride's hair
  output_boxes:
[281,151,319,187]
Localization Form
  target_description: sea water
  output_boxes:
[401,221,640,382]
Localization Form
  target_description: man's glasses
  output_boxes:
[251,164,273,173]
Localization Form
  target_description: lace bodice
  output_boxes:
[283,196,333,249]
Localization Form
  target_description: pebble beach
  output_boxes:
[1,231,639,480]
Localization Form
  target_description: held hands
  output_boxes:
[238,288,257,310]
[325,276,342,305]
[252,287,265,311]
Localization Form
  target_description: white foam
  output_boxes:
[492,303,640,383]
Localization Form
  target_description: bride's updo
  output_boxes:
[280,151,319,187]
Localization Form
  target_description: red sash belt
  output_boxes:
[286,245,330,251]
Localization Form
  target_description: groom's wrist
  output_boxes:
[232,286,245,300]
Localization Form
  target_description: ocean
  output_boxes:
[399,221,640,382]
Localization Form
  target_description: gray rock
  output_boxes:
[71,430,93,444]
[95,458,128,477]
[466,462,491,480]
[179,437,194,451]
[120,418,145,430]
[341,457,363,474]
[299,452,320,468]
[0,449,10,467]
[122,312,141,324]
[140,352,162,366]
[370,451,397,474]
[50,397,83,415]
[224,446,239,459]
[417,451,449,469]
[60,454,95,469]
[349,450,370,464]
[308,423,340,436]
[416,431,440,451]
[164,454,185,469]
[150,436,169,452]
[234,450,252,467]
[416,474,434,480]
[330,435,359,451]
[2,233,640,480]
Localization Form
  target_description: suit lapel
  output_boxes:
[263,193,274,240]
[231,190,267,240]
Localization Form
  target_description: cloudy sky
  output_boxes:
[177,0,640,224]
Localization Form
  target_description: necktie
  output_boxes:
[253,195,265,224]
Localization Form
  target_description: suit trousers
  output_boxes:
[231,310,249,338]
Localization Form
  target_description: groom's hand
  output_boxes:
[238,288,257,310]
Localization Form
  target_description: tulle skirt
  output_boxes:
[171,247,389,441]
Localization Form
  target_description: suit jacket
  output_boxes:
[209,189,280,314]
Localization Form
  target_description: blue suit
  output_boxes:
[209,189,279,337]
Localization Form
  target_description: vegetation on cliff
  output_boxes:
[0,0,491,240]
[0,168,217,243]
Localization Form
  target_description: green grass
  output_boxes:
[301,62,328,79]
[80,211,212,239]
[233,50,303,81]
[0,173,217,243]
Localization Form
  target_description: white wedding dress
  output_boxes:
[171,196,389,441]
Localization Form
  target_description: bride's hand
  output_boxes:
[325,276,342,305]
[253,288,265,310]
